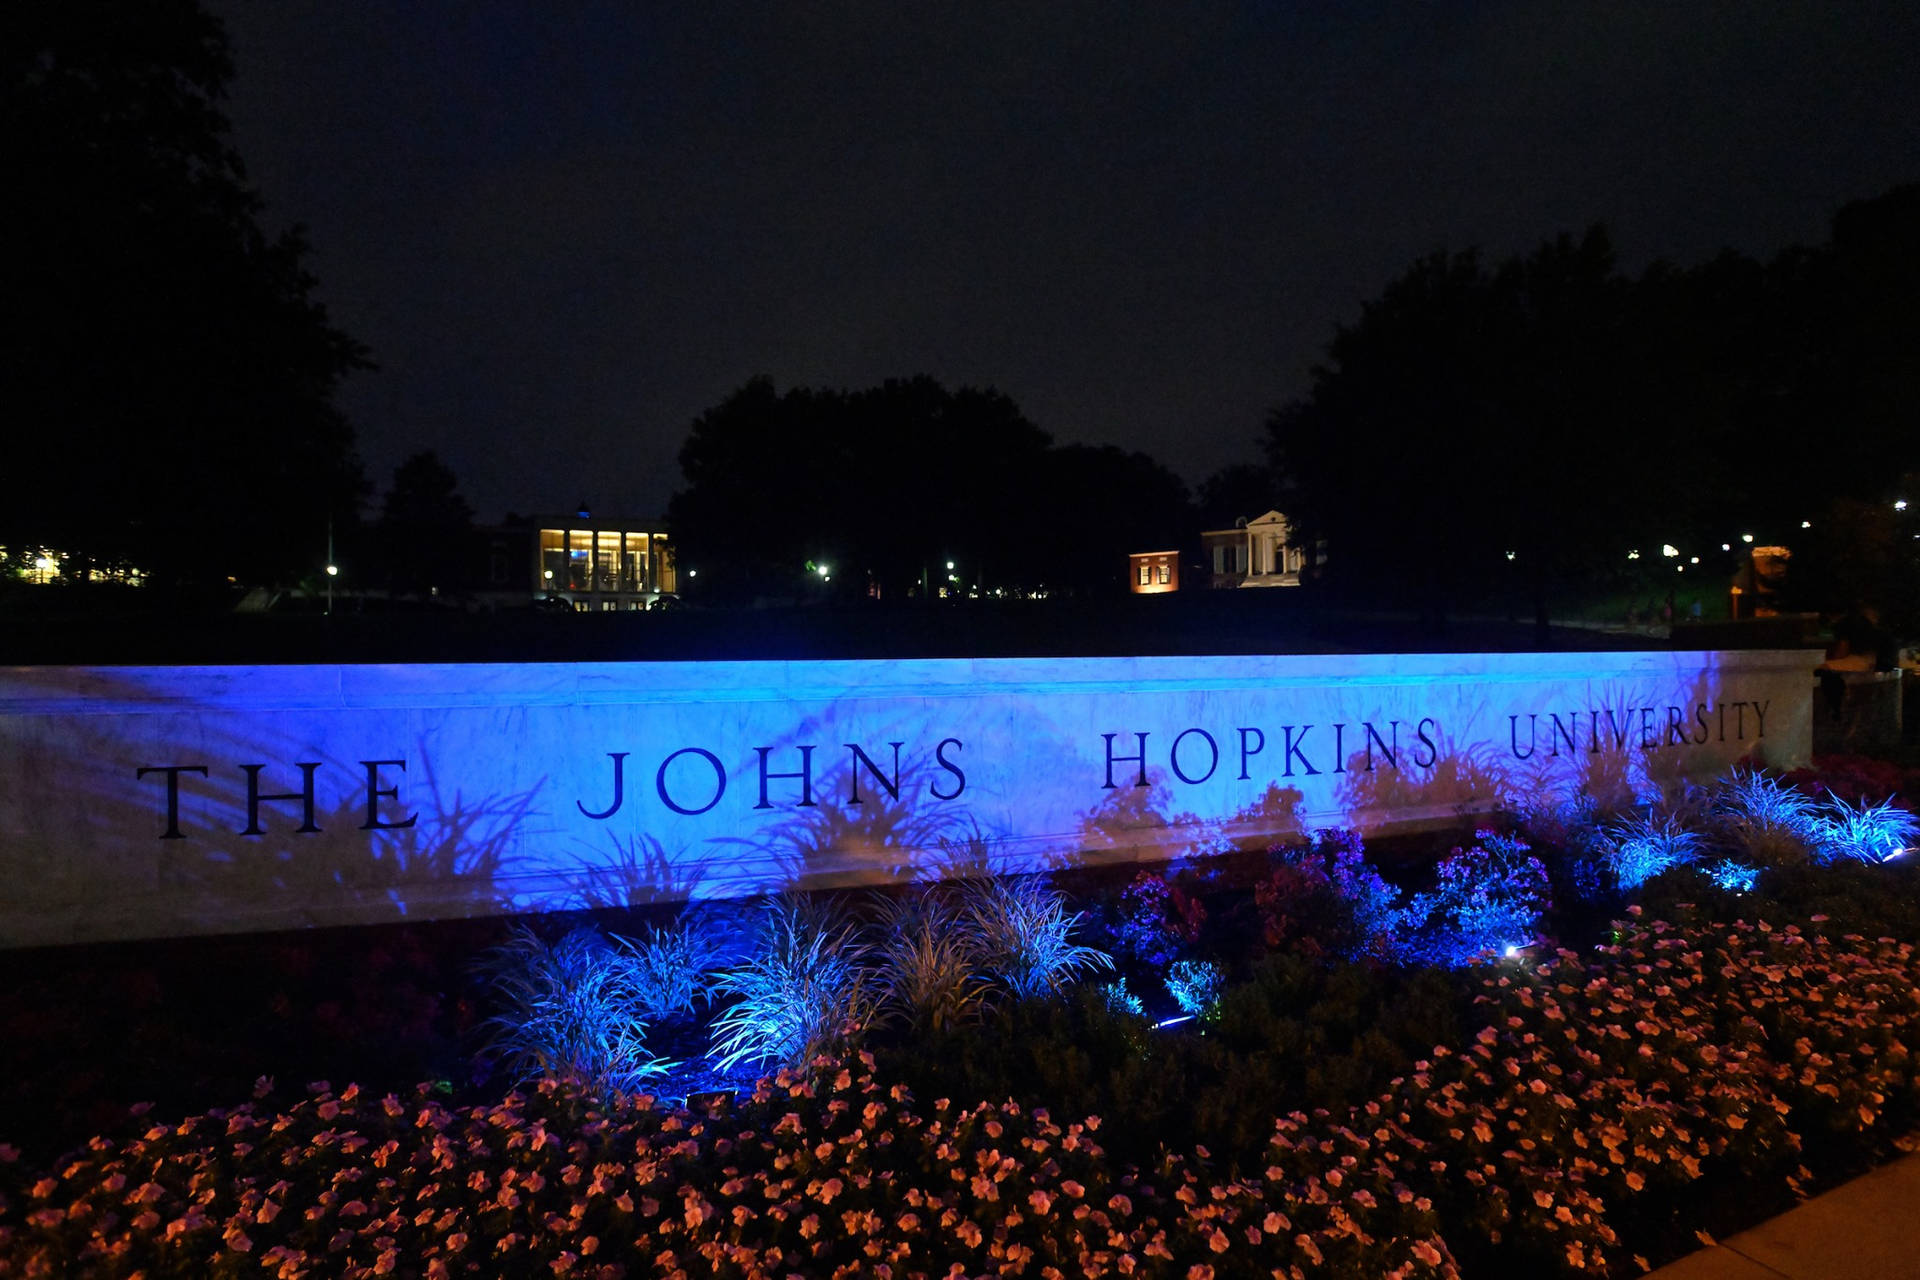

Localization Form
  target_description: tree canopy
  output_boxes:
[1265,189,1920,624]
[3,0,366,590]
[669,376,1191,600]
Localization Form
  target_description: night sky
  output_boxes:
[207,2,1920,524]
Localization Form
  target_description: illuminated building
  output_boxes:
[530,512,676,611]
[1128,550,1180,594]
[1200,510,1308,588]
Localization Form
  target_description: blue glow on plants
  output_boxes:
[1818,797,1920,864]
[1400,830,1551,968]
[474,925,678,1093]
[1606,814,1704,889]
[1100,978,1145,1017]
[709,898,874,1073]
[1704,859,1761,893]
[1713,768,1826,867]
[1165,958,1224,1018]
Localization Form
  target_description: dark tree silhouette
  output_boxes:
[3,0,366,591]
[670,376,1067,599]
[375,451,473,599]
[1264,199,1920,629]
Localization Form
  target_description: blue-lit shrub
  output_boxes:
[1110,871,1206,968]
[475,925,675,1093]
[1165,958,1224,1019]
[709,898,874,1073]
[1257,828,1404,962]
[1606,814,1706,890]
[1817,796,1919,864]
[1705,859,1762,893]
[1401,830,1551,967]
[960,875,1110,999]
[871,889,992,1032]
[1100,977,1145,1018]
[1712,768,1825,867]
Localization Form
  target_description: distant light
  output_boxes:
[34,557,55,571]
[1676,564,1685,572]
[1627,549,1641,560]
[1151,1014,1196,1031]
[1502,944,1522,959]
[688,569,697,577]
[1504,550,1516,561]
[1801,520,1812,529]
[1898,500,1910,511]
[325,564,339,577]
[1661,544,1678,558]
[1721,543,1731,551]
[1741,533,1754,543]
[1689,556,1699,564]
[945,561,955,571]
[543,569,553,579]
[816,563,830,577]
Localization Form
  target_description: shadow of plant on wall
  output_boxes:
[561,832,718,910]
[1334,733,1512,825]
[729,756,989,888]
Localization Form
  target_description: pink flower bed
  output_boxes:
[4,913,1918,1278]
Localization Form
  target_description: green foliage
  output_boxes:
[872,953,1466,1173]
[1637,857,1920,942]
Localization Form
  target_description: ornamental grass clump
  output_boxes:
[709,896,875,1073]
[1711,767,1826,867]
[959,874,1110,999]
[1604,813,1705,889]
[869,887,993,1033]
[473,924,676,1093]
[1818,795,1919,864]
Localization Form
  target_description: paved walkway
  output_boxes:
[1648,1154,1920,1279]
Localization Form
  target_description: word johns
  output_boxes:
[576,738,968,820]
[1508,699,1769,759]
